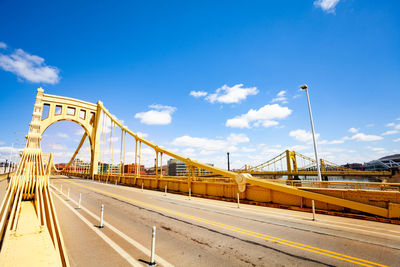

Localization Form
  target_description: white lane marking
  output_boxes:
[58,177,400,236]
[161,197,400,245]
[51,185,174,267]
[52,191,143,267]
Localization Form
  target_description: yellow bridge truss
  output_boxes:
[240,150,392,179]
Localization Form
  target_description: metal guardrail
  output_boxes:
[264,179,400,191]
[63,172,400,192]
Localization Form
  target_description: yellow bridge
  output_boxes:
[239,150,392,180]
[0,88,399,266]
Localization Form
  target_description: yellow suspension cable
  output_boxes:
[120,128,123,175]
[111,120,115,176]
[123,130,126,176]
[135,139,137,177]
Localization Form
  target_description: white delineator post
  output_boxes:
[142,182,144,192]
[78,193,82,209]
[164,185,167,196]
[312,200,316,221]
[237,193,240,208]
[150,226,156,266]
[99,204,104,228]
[189,188,191,200]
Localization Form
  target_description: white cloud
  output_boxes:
[205,84,258,104]
[385,121,400,129]
[172,136,225,151]
[135,104,176,125]
[0,146,23,162]
[241,147,257,153]
[365,146,387,154]
[190,91,207,98]
[271,90,288,104]
[314,0,340,13]
[171,133,249,154]
[382,130,398,136]
[288,145,311,152]
[136,132,148,138]
[350,133,383,142]
[326,139,345,144]
[75,129,85,136]
[57,133,69,138]
[199,150,217,156]
[52,151,73,163]
[226,133,250,144]
[292,94,301,99]
[289,129,320,143]
[262,147,283,154]
[0,47,60,84]
[0,42,6,49]
[226,104,292,128]
[348,127,358,134]
[182,148,196,157]
[394,138,400,143]
[365,124,375,128]
[48,143,68,150]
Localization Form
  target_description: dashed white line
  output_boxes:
[51,184,174,267]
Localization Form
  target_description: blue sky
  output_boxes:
[0,0,399,168]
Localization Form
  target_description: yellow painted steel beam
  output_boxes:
[247,170,392,177]
[0,88,69,266]
[245,176,389,218]
[64,132,88,171]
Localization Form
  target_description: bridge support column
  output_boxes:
[90,102,103,178]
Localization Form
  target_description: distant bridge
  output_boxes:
[238,150,392,180]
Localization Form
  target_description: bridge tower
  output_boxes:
[32,88,104,178]
[285,150,298,180]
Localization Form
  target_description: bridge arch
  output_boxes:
[41,120,94,172]
[35,89,102,176]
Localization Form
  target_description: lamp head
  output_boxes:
[300,84,308,90]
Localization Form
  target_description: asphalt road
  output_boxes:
[41,176,400,266]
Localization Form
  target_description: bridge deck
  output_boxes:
[46,176,400,267]
[0,201,62,266]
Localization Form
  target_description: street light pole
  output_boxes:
[227,152,230,171]
[300,85,322,181]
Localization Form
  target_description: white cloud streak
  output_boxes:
[348,127,359,134]
[57,133,69,138]
[382,130,398,136]
[171,133,249,153]
[205,84,258,104]
[348,133,383,142]
[135,104,176,125]
[48,143,68,150]
[190,91,207,98]
[271,90,288,104]
[314,0,340,13]
[0,46,60,84]
[289,129,320,144]
[226,104,292,129]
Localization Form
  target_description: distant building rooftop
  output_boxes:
[364,154,400,171]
